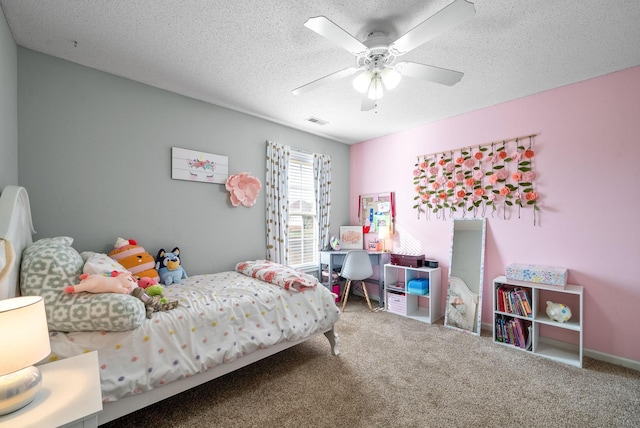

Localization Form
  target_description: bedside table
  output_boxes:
[0,351,102,428]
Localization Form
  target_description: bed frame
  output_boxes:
[0,185,339,424]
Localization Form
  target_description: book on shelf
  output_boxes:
[495,315,530,350]
[495,317,504,342]
[514,287,532,316]
[496,285,532,317]
[498,286,510,312]
[513,317,526,349]
[508,318,517,346]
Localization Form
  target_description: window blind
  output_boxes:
[288,151,317,268]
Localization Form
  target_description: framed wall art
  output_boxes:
[172,147,229,184]
[339,226,364,250]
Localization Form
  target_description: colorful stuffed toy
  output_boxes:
[137,277,159,290]
[63,271,138,294]
[155,247,188,285]
[130,286,179,318]
[108,237,159,282]
[146,284,169,303]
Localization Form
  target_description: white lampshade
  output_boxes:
[378,226,391,252]
[378,226,390,240]
[0,296,50,415]
[0,296,50,375]
[367,75,384,100]
[380,67,402,90]
[352,70,372,93]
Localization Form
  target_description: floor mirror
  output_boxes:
[444,218,487,335]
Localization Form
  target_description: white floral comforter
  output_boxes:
[47,271,341,403]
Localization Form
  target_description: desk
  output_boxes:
[319,250,390,307]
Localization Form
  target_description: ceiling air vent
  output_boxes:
[305,116,329,126]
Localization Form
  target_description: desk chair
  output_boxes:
[340,250,373,312]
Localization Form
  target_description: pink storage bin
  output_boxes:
[332,284,341,303]
[386,291,406,315]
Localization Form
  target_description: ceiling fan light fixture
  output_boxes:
[296,1,476,108]
[367,75,383,100]
[380,67,402,90]
[352,70,372,93]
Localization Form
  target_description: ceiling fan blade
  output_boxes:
[389,0,475,56]
[292,67,359,95]
[304,16,368,56]
[395,61,464,86]
[361,94,376,112]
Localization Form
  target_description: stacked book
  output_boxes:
[496,286,532,317]
[495,315,532,350]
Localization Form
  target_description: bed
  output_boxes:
[0,185,340,425]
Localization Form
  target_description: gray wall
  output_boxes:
[0,7,17,188]
[17,48,350,274]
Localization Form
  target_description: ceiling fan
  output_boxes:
[292,0,475,111]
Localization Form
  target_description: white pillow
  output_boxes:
[82,252,128,275]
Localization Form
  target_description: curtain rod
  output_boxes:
[417,133,538,159]
[292,146,314,155]
[266,140,314,155]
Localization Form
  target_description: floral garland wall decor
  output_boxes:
[412,134,540,224]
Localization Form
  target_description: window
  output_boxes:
[287,151,317,268]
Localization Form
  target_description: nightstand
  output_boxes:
[0,351,102,428]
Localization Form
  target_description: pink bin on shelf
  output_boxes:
[386,291,406,315]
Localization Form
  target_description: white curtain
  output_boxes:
[265,141,290,264]
[314,153,332,251]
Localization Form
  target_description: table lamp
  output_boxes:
[0,296,51,416]
[378,226,391,252]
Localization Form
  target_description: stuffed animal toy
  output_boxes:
[146,284,170,304]
[108,237,160,282]
[155,247,188,285]
[138,277,158,290]
[63,271,138,294]
[130,286,179,318]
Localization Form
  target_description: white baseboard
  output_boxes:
[584,348,640,372]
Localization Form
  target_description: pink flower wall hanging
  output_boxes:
[412,134,540,224]
[225,172,262,207]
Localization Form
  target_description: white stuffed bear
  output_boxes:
[545,301,572,323]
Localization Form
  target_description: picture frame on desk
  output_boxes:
[340,226,364,249]
[364,233,379,251]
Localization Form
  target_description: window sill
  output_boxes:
[292,263,319,275]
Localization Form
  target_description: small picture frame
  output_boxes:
[340,226,364,250]
[364,233,379,251]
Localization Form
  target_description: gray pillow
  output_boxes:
[20,237,145,331]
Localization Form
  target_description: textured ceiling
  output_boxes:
[1,0,639,144]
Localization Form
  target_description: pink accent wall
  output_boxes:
[350,66,640,362]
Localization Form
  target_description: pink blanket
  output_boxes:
[235,260,319,291]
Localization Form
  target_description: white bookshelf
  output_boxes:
[384,264,441,324]
[492,275,583,368]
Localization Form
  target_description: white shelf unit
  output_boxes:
[383,264,441,324]
[492,275,583,368]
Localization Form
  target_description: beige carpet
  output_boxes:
[102,297,640,427]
